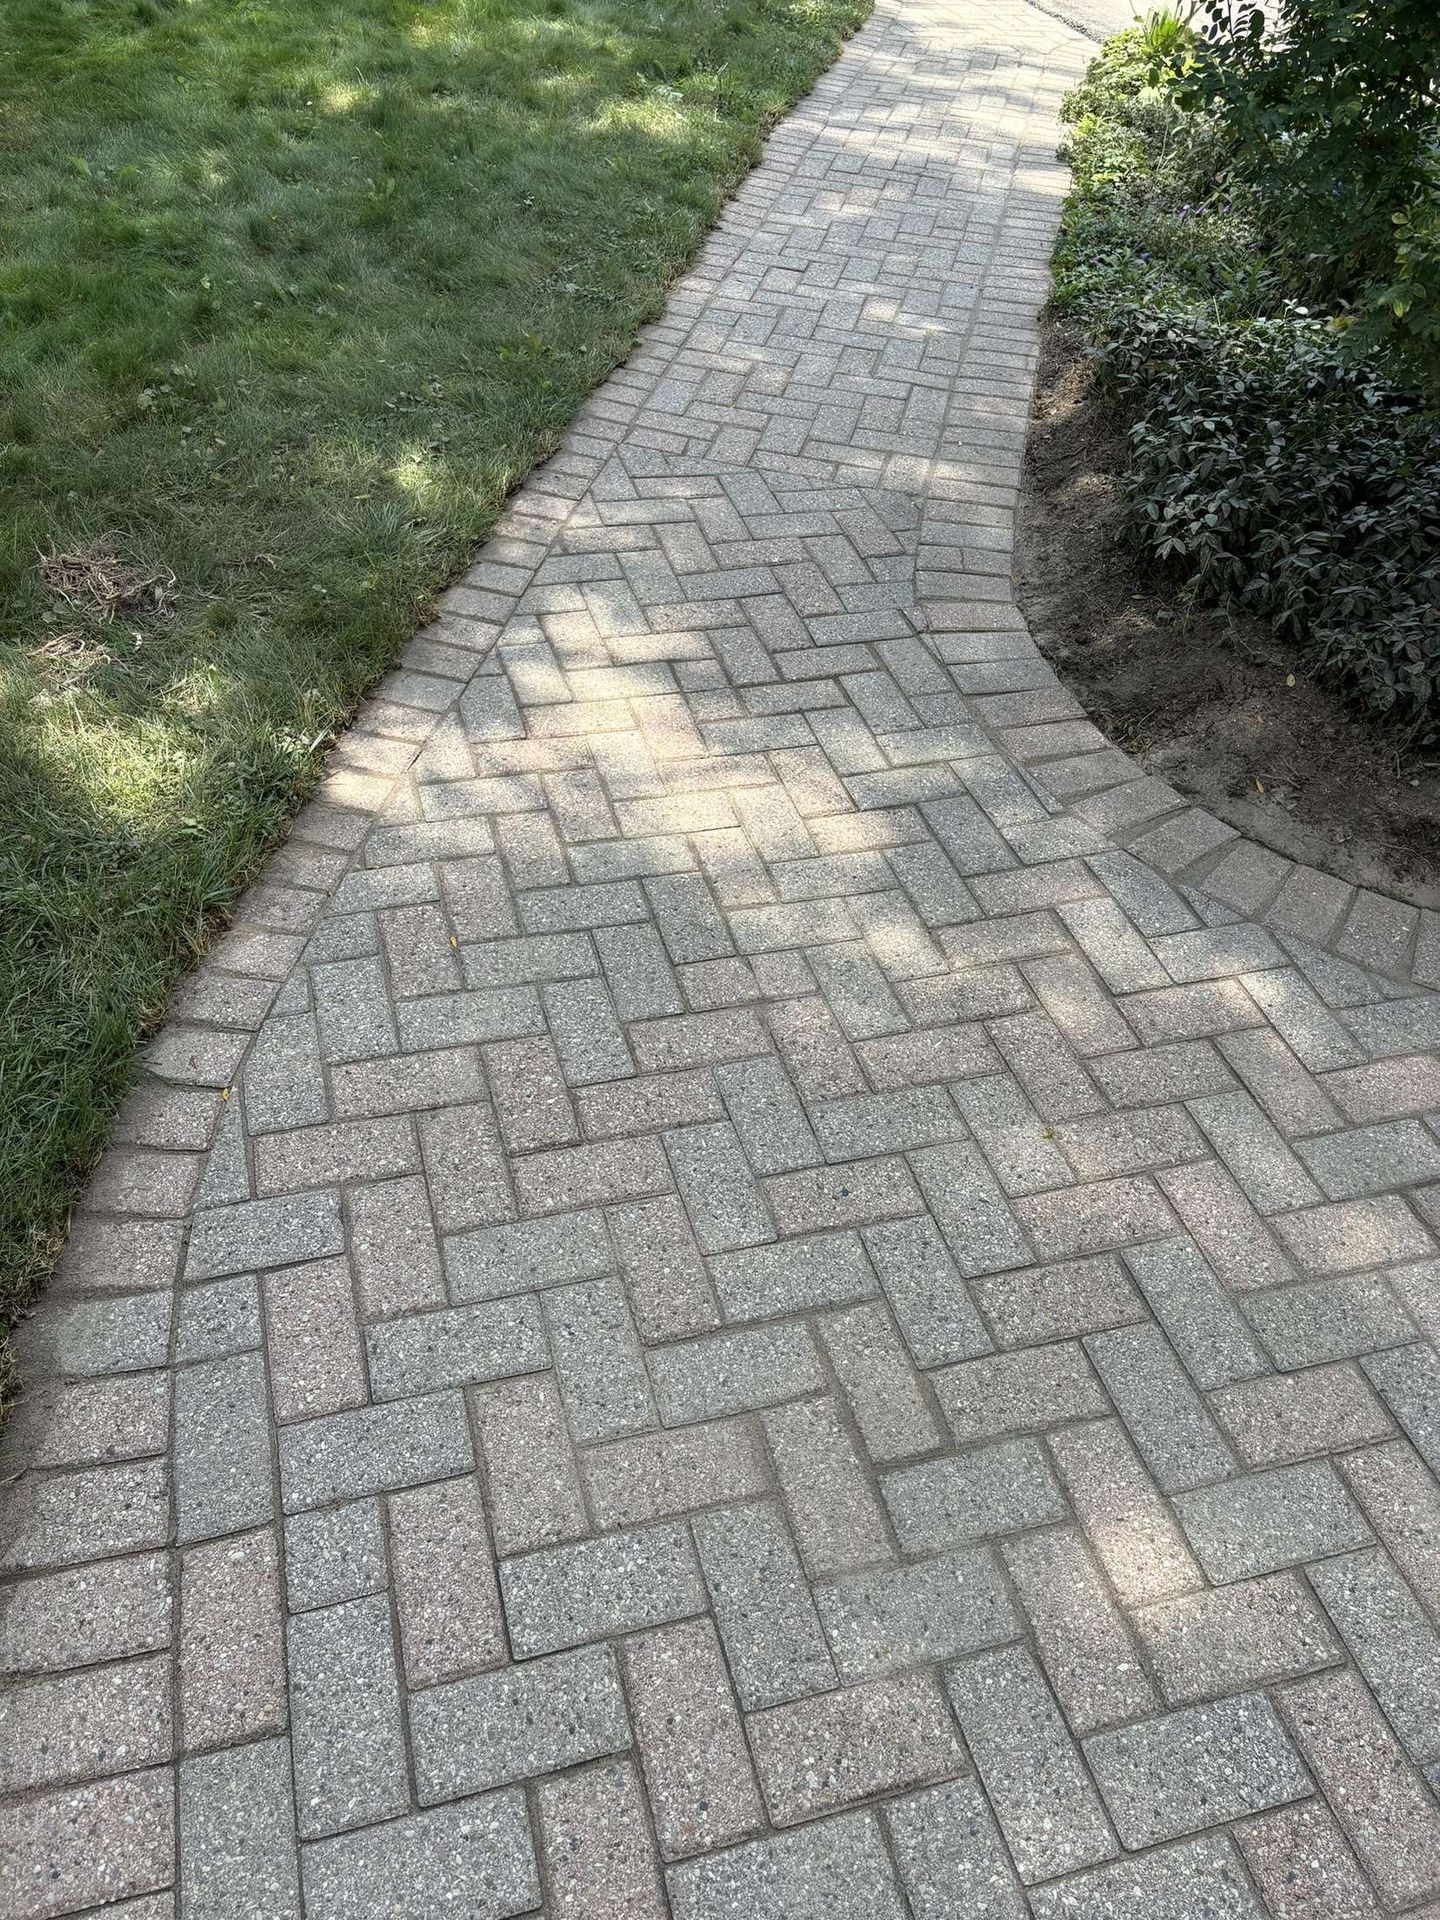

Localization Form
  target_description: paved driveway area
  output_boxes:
[4,1,1440,1915]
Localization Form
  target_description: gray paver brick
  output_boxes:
[410,1642,631,1803]
[1217,1027,1342,1135]
[0,1769,174,1919]
[472,1372,588,1554]
[514,1133,671,1216]
[1049,1419,1202,1607]
[51,1213,185,1297]
[288,1593,408,1837]
[883,1438,1066,1554]
[1324,1051,1440,1123]
[812,1087,963,1160]
[1119,1236,1269,1390]
[1015,1176,1176,1259]
[543,977,636,1084]
[174,1352,274,1542]
[1365,1340,1440,1474]
[180,1737,300,1920]
[884,1778,1027,1920]
[390,1476,506,1685]
[864,1214,992,1365]
[816,1548,1016,1681]
[0,1651,171,1795]
[761,1395,890,1577]
[859,1021,998,1093]
[1004,1526,1157,1733]
[1340,1438,1440,1620]
[1276,1667,1440,1907]
[582,1417,772,1528]
[1245,1274,1416,1370]
[1158,1158,1297,1291]
[665,1120,773,1251]
[934,1342,1108,1444]
[1211,1363,1393,1467]
[1307,1546,1440,1762]
[179,1528,285,1751]
[349,1174,446,1318]
[284,1501,386,1613]
[301,1791,538,1920]
[243,1013,328,1136]
[500,1521,703,1657]
[546,1274,656,1442]
[1056,1106,1204,1179]
[0,1553,170,1677]
[29,1371,169,1471]
[621,1617,764,1860]
[909,1141,1033,1279]
[765,995,866,1102]
[538,1761,666,1920]
[667,1810,908,1920]
[820,1300,941,1461]
[365,1296,545,1400]
[1028,1836,1266,1920]
[1275,1194,1435,1275]
[185,1191,344,1281]
[969,1252,1146,1348]
[577,1068,723,1139]
[1084,1693,1310,1848]
[711,1231,874,1319]
[946,1645,1115,1884]
[1234,1801,1386,1920]
[278,1390,474,1511]
[607,1194,720,1340]
[445,1207,611,1301]
[176,1276,260,1364]
[747,1669,964,1827]
[263,1258,366,1423]
[713,1055,821,1173]
[1391,1254,1440,1344]
[334,1045,486,1119]
[485,1034,579,1150]
[33,1293,172,1378]
[1176,1462,1372,1582]
[1132,1571,1340,1705]
[692,1502,837,1709]
[1091,1036,1236,1106]
[1085,1321,1237,1492]
[986,1011,1104,1122]
[650,1323,823,1424]
[1,1459,170,1574]
[766,1154,923,1235]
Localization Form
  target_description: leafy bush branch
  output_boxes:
[1053,5,1440,738]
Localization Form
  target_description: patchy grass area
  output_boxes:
[0,0,867,1346]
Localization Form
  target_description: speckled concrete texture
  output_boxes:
[4,0,1440,1912]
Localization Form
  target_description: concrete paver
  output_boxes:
[3,0,1439,1911]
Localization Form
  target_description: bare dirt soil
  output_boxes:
[1017,318,1440,908]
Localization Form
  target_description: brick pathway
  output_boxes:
[5,1,1440,1914]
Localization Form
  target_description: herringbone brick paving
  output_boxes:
[4,0,1440,1913]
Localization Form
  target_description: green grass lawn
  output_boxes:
[0,0,867,1363]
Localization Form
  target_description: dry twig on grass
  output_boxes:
[38,535,175,620]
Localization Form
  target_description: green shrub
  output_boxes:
[1054,15,1440,739]
[1184,0,1440,388]
[1100,304,1440,728]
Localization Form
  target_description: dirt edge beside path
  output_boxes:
[1018,317,1440,913]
